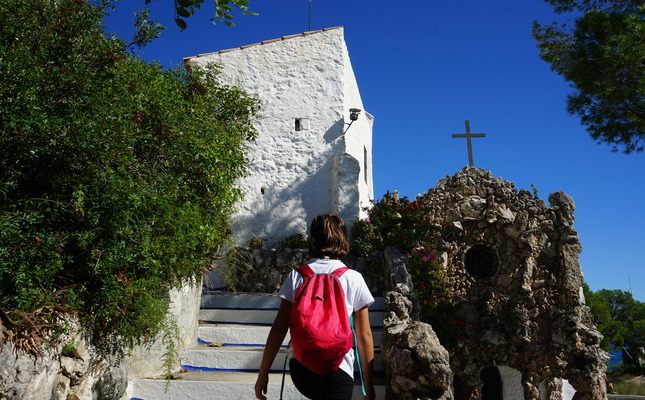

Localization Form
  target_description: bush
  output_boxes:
[351,192,460,346]
[0,0,259,348]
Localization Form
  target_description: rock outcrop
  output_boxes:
[381,247,453,400]
[0,323,127,400]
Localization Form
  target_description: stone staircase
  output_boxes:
[128,291,386,399]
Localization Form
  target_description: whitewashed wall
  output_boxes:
[498,365,524,400]
[186,27,373,246]
[341,40,374,218]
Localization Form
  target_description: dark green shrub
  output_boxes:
[0,0,258,348]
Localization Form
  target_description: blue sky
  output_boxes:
[105,0,644,301]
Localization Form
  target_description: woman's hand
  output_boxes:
[364,386,376,400]
[255,373,269,400]
[355,306,376,400]
[254,299,292,400]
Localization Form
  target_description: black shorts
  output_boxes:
[289,358,354,400]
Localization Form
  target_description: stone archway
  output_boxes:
[481,366,503,400]
[453,375,466,400]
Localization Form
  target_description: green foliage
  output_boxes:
[533,1,645,153]
[0,0,258,348]
[607,367,645,395]
[583,284,625,349]
[583,285,645,370]
[161,316,180,380]
[544,0,643,13]
[131,7,165,49]
[351,192,440,257]
[164,0,258,30]
[612,380,645,396]
[278,233,308,250]
[351,192,460,346]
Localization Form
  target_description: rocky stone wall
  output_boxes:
[0,321,127,400]
[381,246,453,400]
[0,279,200,400]
[419,167,608,400]
[220,246,384,295]
[125,278,201,380]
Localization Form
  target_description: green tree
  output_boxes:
[533,0,645,153]
[168,0,257,30]
[597,289,645,367]
[584,286,645,368]
[110,0,257,32]
[583,284,624,350]
[0,0,258,349]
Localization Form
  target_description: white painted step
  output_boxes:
[129,371,305,400]
[199,308,386,328]
[128,292,387,400]
[181,343,383,373]
[198,324,290,346]
[201,291,385,311]
[181,345,289,372]
[129,370,386,400]
[201,292,282,309]
[201,292,385,312]
[199,292,385,327]
[197,323,382,347]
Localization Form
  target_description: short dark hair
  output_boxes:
[308,214,349,259]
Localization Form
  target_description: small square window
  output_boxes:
[295,118,308,131]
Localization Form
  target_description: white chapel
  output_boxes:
[185,26,374,246]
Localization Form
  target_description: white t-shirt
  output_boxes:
[277,257,375,378]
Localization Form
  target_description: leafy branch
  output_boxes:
[170,0,258,30]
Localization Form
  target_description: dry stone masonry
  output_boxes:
[219,245,384,295]
[417,167,608,399]
[0,279,201,400]
[0,320,127,400]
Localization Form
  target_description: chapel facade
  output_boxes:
[184,27,373,247]
[422,168,608,400]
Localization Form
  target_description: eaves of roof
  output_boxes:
[182,26,343,62]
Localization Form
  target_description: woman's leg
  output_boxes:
[289,358,323,399]
[322,368,354,400]
[289,359,354,400]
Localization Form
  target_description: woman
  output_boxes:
[254,213,375,400]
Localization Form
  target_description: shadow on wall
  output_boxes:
[323,119,345,144]
[232,156,331,246]
[232,118,364,247]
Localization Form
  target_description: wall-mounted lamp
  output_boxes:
[343,108,362,134]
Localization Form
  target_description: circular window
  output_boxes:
[465,245,497,280]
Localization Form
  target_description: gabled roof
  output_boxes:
[183,26,343,62]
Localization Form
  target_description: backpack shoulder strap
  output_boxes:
[330,266,350,279]
[296,265,349,279]
[295,265,315,277]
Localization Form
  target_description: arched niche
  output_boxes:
[481,366,503,400]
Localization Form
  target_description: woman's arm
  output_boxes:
[255,298,292,400]
[354,305,375,400]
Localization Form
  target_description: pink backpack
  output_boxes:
[289,265,354,375]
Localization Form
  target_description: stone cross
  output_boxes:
[452,120,486,167]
